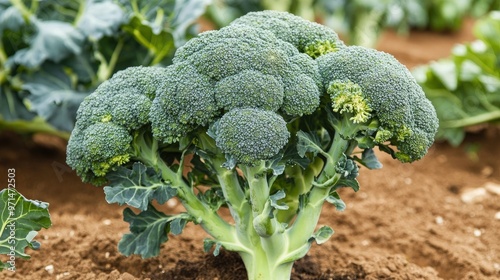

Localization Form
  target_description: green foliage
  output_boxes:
[0,188,51,271]
[0,0,211,138]
[206,0,500,47]
[414,11,500,146]
[67,10,438,280]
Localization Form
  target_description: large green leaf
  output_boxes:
[21,63,90,132]
[118,205,191,258]
[104,162,177,211]
[11,19,85,68]
[77,0,126,40]
[0,188,51,271]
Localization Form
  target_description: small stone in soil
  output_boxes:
[461,188,488,204]
[45,264,55,274]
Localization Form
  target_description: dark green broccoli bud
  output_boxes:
[192,39,291,80]
[150,62,218,144]
[66,122,132,183]
[289,53,322,87]
[94,66,168,100]
[335,154,359,180]
[83,122,132,177]
[282,74,321,117]
[215,70,284,112]
[230,10,345,57]
[214,108,290,165]
[317,46,439,162]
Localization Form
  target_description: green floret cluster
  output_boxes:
[317,46,439,162]
[67,66,167,184]
[230,10,345,56]
[213,108,290,165]
[149,11,341,160]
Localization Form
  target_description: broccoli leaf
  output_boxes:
[21,63,89,132]
[104,162,177,211]
[325,191,346,211]
[76,0,126,39]
[170,0,213,46]
[0,188,51,271]
[270,190,289,211]
[122,16,176,65]
[118,206,191,258]
[415,11,500,146]
[358,148,383,169]
[334,178,360,192]
[309,226,334,245]
[11,19,84,68]
[203,238,222,256]
[0,4,24,34]
[296,131,328,157]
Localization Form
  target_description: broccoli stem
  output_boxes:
[132,131,249,254]
[442,110,500,128]
[275,157,324,223]
[212,157,253,239]
[286,131,349,253]
[9,0,32,22]
[238,249,295,280]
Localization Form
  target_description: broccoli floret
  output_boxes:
[149,62,218,144]
[96,66,168,100]
[317,46,439,162]
[281,74,321,116]
[230,10,345,57]
[67,66,167,183]
[215,70,284,112]
[214,108,290,165]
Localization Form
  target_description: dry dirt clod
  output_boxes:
[484,182,500,195]
[461,188,488,204]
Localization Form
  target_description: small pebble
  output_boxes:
[45,264,55,274]
[481,166,493,177]
[461,188,488,204]
[494,212,500,220]
[404,178,412,185]
[484,182,500,195]
[167,199,178,207]
[56,272,70,280]
[103,219,112,226]
[435,216,444,225]
[105,252,110,258]
[473,229,482,237]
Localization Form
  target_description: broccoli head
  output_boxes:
[317,46,439,162]
[213,108,290,165]
[67,66,168,184]
[230,10,346,58]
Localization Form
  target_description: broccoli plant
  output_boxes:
[0,0,211,139]
[66,11,438,279]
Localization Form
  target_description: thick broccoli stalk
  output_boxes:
[67,11,438,280]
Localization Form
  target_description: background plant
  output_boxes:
[413,11,500,146]
[205,0,500,47]
[0,0,211,139]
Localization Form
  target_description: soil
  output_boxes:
[1,19,500,280]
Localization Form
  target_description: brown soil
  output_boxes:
[1,19,500,280]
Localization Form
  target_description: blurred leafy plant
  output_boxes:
[319,0,500,47]
[413,11,500,146]
[205,0,500,47]
[0,0,211,139]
